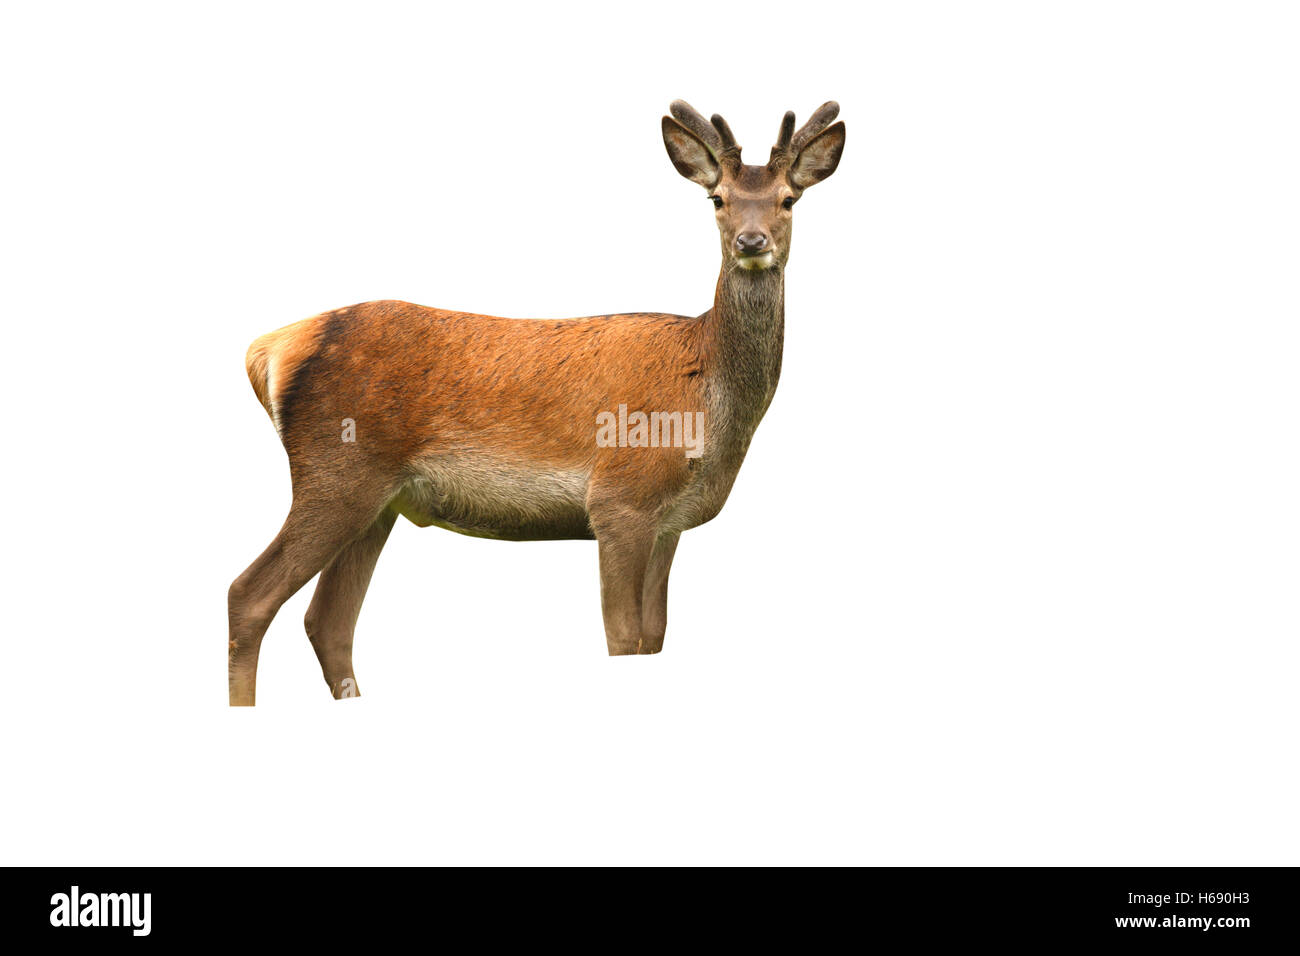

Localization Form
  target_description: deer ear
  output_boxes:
[791,121,845,189]
[662,116,721,189]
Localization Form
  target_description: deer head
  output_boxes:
[662,100,845,272]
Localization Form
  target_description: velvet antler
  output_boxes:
[769,101,840,168]
[669,100,742,167]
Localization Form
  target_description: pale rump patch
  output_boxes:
[265,354,280,433]
[243,314,331,437]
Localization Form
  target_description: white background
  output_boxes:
[2,1,1296,865]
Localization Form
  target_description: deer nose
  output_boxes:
[735,233,769,255]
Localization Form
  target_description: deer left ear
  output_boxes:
[790,121,846,189]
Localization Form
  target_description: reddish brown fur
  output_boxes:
[251,303,705,526]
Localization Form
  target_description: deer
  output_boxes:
[229,100,845,705]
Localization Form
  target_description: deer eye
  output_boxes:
[782,196,796,210]
[710,195,724,209]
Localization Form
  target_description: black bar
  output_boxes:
[7,867,1294,945]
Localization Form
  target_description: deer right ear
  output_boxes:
[662,117,721,189]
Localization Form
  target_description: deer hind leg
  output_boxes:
[595,514,661,656]
[639,532,680,655]
[228,485,393,706]
[303,507,396,700]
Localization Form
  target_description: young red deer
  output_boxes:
[230,101,845,705]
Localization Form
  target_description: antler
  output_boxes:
[710,113,737,152]
[770,101,840,167]
[670,100,742,166]
[793,101,840,150]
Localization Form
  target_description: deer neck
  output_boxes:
[702,263,785,442]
